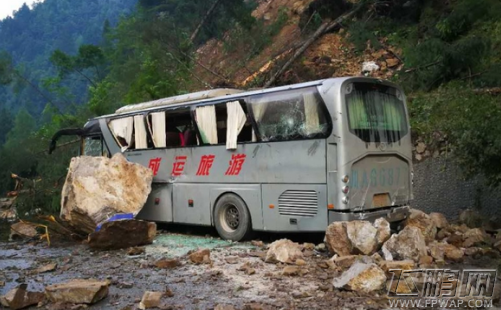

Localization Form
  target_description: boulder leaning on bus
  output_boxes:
[60,153,153,234]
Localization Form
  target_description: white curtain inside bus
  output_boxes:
[196,105,218,144]
[109,117,133,151]
[251,98,268,142]
[134,115,148,149]
[226,101,246,149]
[151,112,166,148]
[304,92,320,135]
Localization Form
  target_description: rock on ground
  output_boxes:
[60,153,153,234]
[346,221,378,255]
[459,209,485,228]
[1,284,45,310]
[462,228,487,248]
[139,291,163,309]
[88,219,156,250]
[382,226,427,262]
[374,218,391,246]
[428,241,464,262]
[404,209,437,244]
[189,249,211,264]
[332,261,387,293]
[10,222,38,240]
[265,239,303,264]
[45,279,109,304]
[325,222,352,256]
[378,260,415,273]
[429,212,449,229]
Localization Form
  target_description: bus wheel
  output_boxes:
[214,193,252,241]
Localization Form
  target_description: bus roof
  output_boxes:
[93,77,393,120]
[115,88,244,114]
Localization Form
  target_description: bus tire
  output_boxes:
[214,193,252,241]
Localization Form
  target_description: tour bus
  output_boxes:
[50,77,413,241]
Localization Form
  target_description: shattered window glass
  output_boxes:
[246,87,331,141]
[346,83,408,143]
[82,137,102,156]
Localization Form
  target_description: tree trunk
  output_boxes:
[190,0,222,43]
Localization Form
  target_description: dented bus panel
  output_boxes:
[49,77,412,240]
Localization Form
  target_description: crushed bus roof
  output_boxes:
[115,88,244,114]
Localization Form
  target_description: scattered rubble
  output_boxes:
[35,263,57,274]
[264,239,303,264]
[155,258,181,269]
[45,279,109,304]
[0,284,45,310]
[87,219,156,250]
[60,153,153,234]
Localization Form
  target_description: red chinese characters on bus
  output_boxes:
[196,155,215,176]
[171,156,187,176]
[225,154,246,176]
[148,157,162,176]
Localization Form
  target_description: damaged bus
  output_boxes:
[50,77,413,241]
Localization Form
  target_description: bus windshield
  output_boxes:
[346,82,408,143]
[246,87,331,142]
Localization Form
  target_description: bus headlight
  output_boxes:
[342,197,349,204]
[342,186,349,194]
[341,175,349,183]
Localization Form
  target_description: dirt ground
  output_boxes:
[1,224,500,310]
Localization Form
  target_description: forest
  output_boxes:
[0,0,500,214]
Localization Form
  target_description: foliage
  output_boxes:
[409,84,501,186]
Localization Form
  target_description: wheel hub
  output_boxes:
[225,205,240,229]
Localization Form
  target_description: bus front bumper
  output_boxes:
[328,205,410,223]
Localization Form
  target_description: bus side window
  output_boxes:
[82,136,103,156]
[165,108,197,147]
[195,101,251,149]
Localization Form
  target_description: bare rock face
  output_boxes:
[325,222,352,256]
[60,153,153,234]
[404,209,437,244]
[374,218,391,246]
[346,221,378,255]
[45,279,109,304]
[88,219,156,250]
[382,226,427,262]
[332,261,387,293]
[429,212,449,229]
[1,284,45,310]
[265,239,304,264]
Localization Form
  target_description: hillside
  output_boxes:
[0,0,137,114]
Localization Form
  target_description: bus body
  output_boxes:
[51,77,413,240]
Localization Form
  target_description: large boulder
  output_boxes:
[45,279,109,304]
[382,226,427,262]
[332,261,387,293]
[403,209,437,243]
[60,153,153,234]
[325,219,389,256]
[265,239,303,264]
[325,222,352,256]
[346,221,378,255]
[88,219,156,250]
